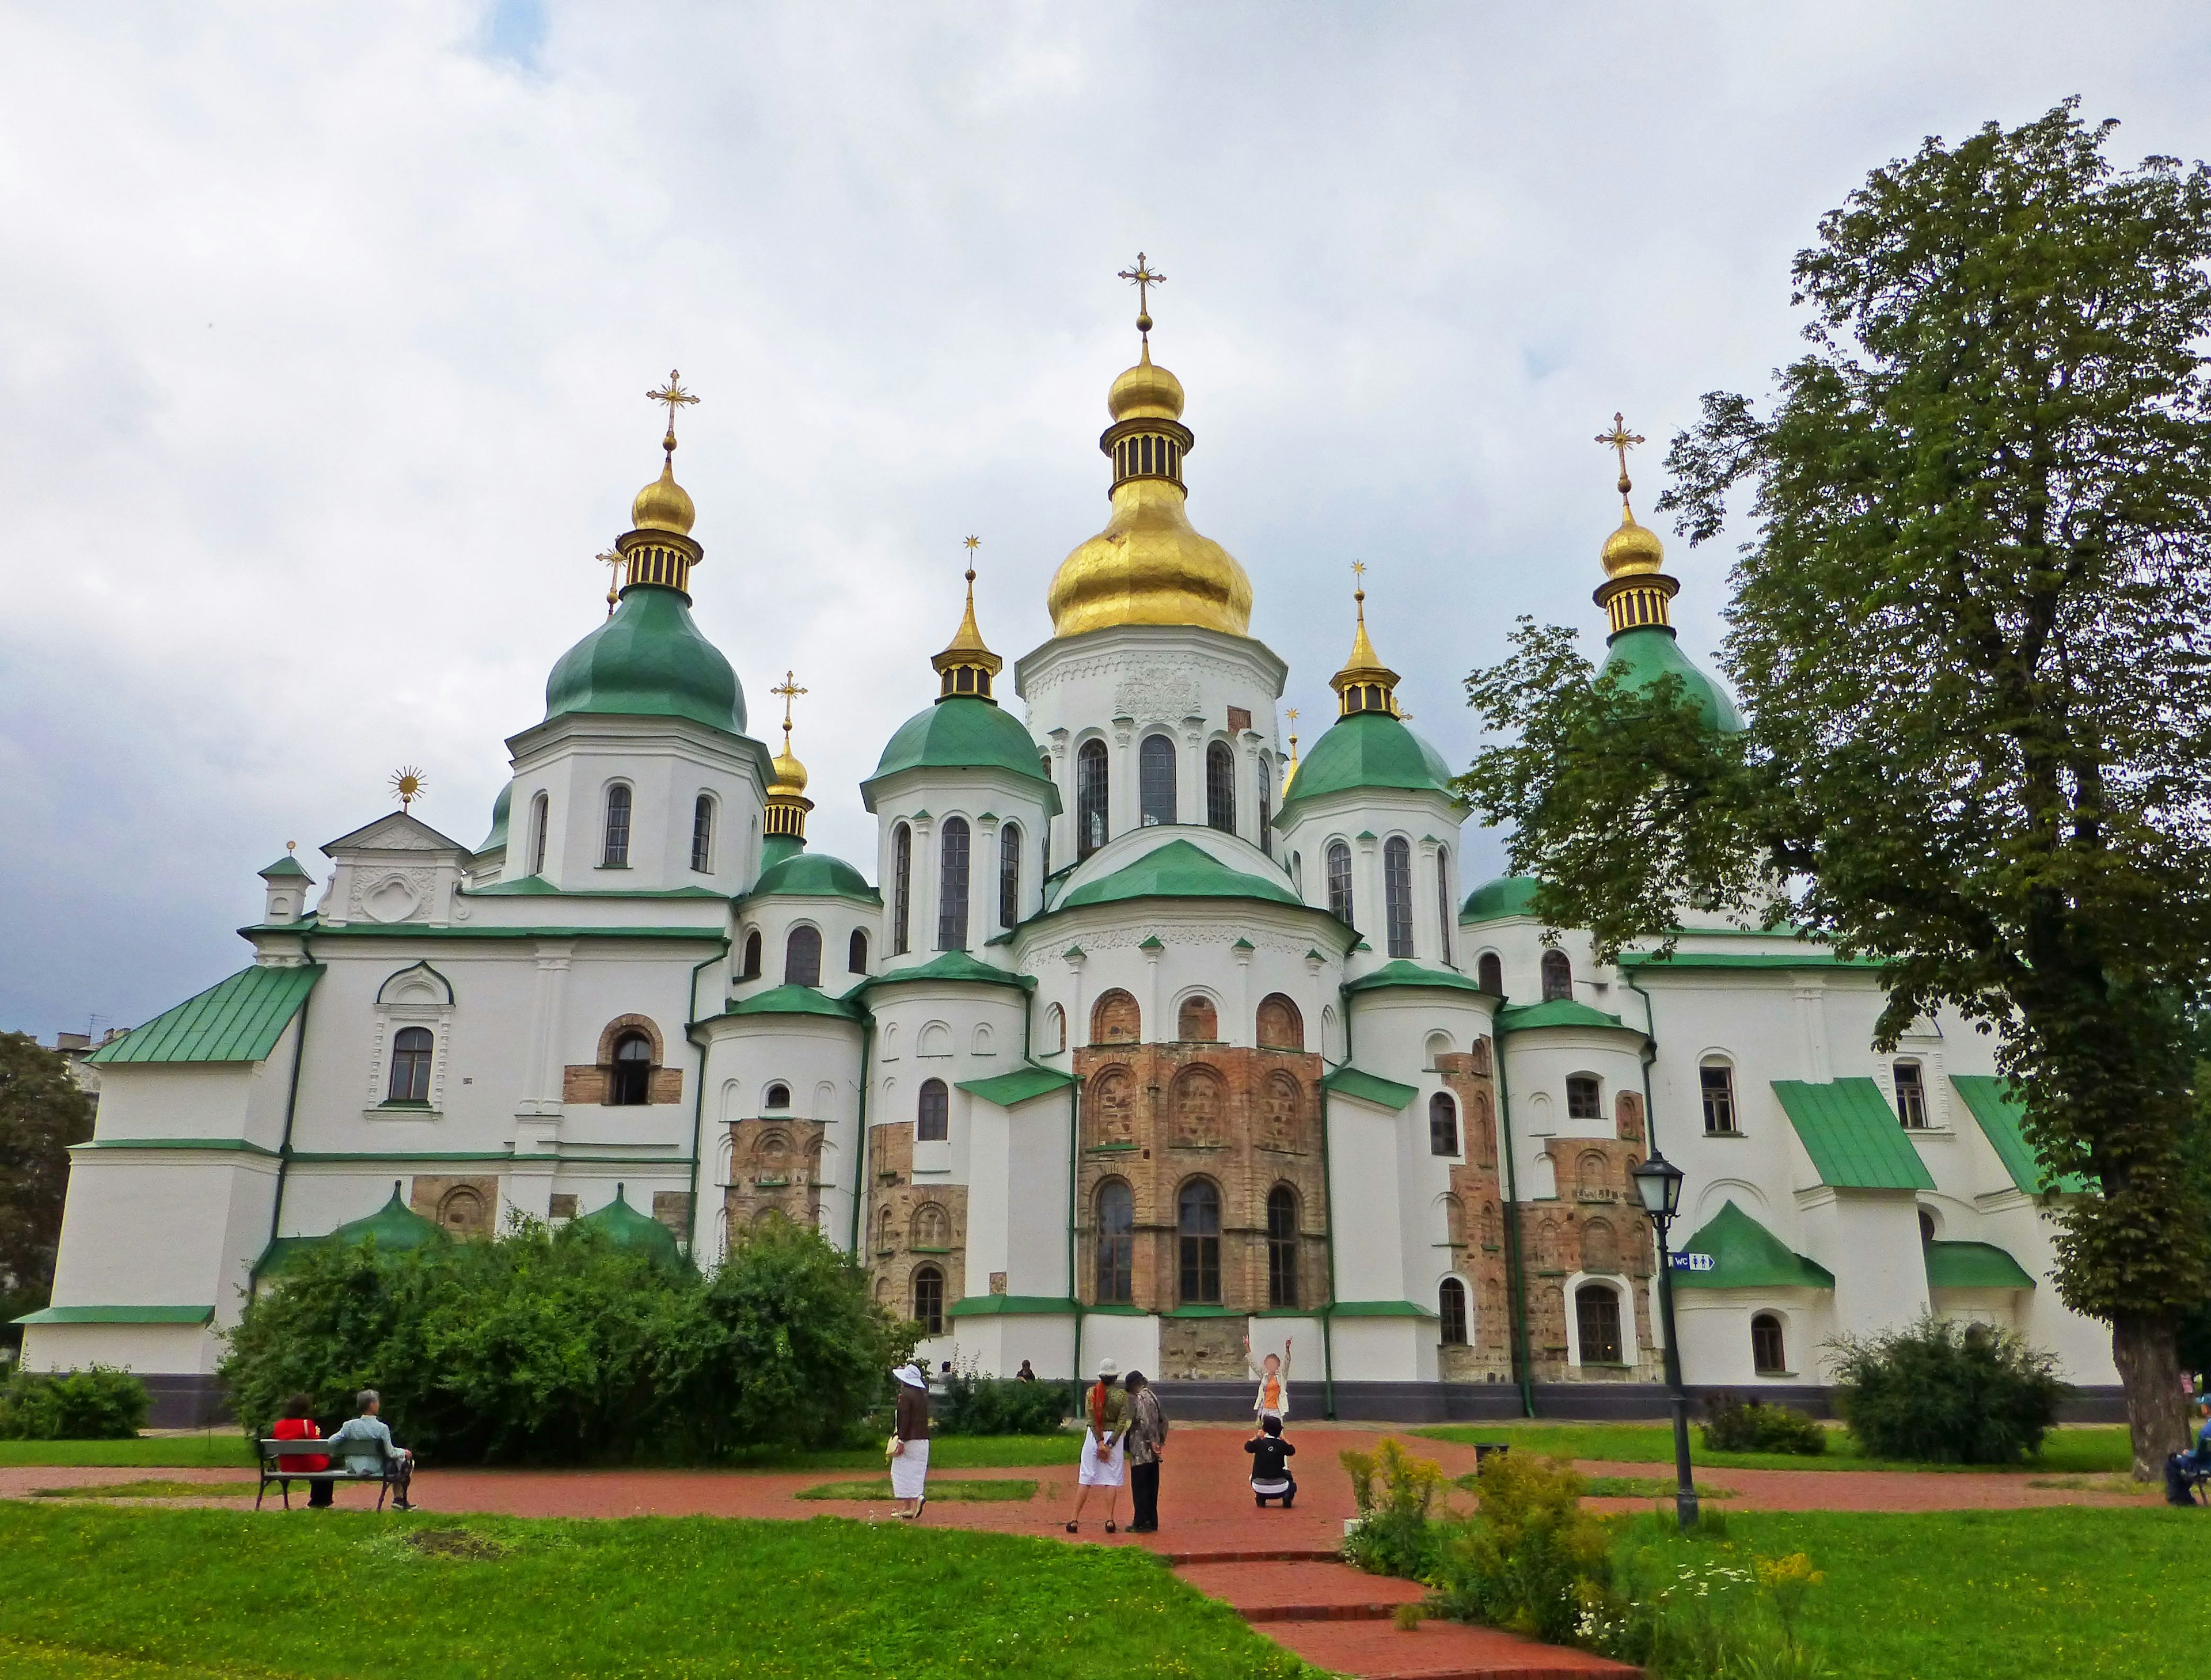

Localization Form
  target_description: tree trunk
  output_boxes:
[2111,1313,2187,1480]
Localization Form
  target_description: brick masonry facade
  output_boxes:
[865,1120,967,1332]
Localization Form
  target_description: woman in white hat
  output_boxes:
[1066,1358,1129,1534]
[889,1362,931,1519]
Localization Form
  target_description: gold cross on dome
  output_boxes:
[770,670,808,735]
[963,533,981,582]
[1118,253,1165,337]
[596,546,624,617]
[647,370,700,451]
[1597,411,1645,495]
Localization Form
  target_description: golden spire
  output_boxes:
[1329,562,1401,717]
[1591,410,1678,634]
[629,371,699,541]
[1118,252,1165,346]
[596,546,624,618]
[764,671,814,839]
[932,536,1005,701]
[648,370,700,458]
[1281,708,1301,795]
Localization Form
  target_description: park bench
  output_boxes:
[2175,1456,2211,1507]
[255,1436,410,1511]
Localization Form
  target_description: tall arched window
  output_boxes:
[690,793,715,873]
[1326,841,1354,923]
[1575,1283,1623,1364]
[1095,1179,1134,1303]
[937,817,970,951]
[1540,949,1572,1002]
[602,785,632,868]
[1434,845,1452,967]
[740,929,762,979]
[998,821,1021,929]
[1439,1277,1469,1345]
[1206,742,1236,833]
[1046,1003,1067,1053]
[917,1077,949,1142]
[1429,1090,1459,1157]
[529,793,549,876]
[1477,952,1503,994]
[891,823,912,955]
[1076,740,1109,857]
[387,1027,434,1103]
[1752,1312,1787,1375]
[1139,733,1176,826]
[785,925,822,988]
[1177,1179,1221,1304]
[1257,755,1273,856]
[1266,1185,1298,1307]
[1384,837,1414,957]
[848,928,869,974]
[911,1265,944,1335]
[609,1032,652,1105]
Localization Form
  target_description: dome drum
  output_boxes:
[1595,571,1679,636]
[1101,416,1193,494]
[619,526,701,600]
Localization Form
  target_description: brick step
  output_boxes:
[1160,1546,1342,1565]
[1177,1559,1424,1624]
[1266,1616,1641,1679]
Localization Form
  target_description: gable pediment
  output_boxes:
[322,811,472,858]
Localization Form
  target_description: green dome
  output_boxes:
[546,586,746,736]
[861,695,1059,814]
[476,782,512,853]
[1275,710,1456,822]
[1461,876,1542,922]
[1059,838,1302,911]
[746,849,882,905]
[1602,626,1743,733]
[570,1184,683,1267]
[330,1183,442,1252]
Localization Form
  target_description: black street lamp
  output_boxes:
[1631,1150,1699,1530]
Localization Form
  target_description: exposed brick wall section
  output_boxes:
[864,1120,966,1327]
[1438,1042,1514,1385]
[409,1175,498,1238]
[648,1067,684,1104]
[1518,1127,1659,1382]
[723,1119,827,1238]
[563,1065,607,1104]
[652,1192,693,1241]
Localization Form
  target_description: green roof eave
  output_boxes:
[1771,1078,1936,1191]
[88,965,322,1065]
[11,1305,215,1326]
[241,919,726,942]
[1058,837,1302,912]
[1329,1299,1440,1319]
[1950,1075,2094,1195]
[856,951,1036,995]
[945,1295,1078,1318]
[259,856,310,879]
[1494,999,1640,1036]
[1320,1066,1420,1110]
[1674,1201,1835,1291]
[1925,1240,2036,1291]
[1619,952,1885,972]
[75,1137,283,1156]
[725,985,864,1021]
[1344,960,1485,997]
[861,695,1060,815]
[466,877,727,899]
[958,1064,1077,1107]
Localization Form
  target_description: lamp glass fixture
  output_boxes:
[1632,1151,1684,1218]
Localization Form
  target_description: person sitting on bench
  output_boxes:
[1245,1415,1297,1508]
[324,1389,415,1511]
[272,1395,333,1509]
[2166,1394,2211,1507]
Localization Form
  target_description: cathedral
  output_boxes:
[21,284,2120,1424]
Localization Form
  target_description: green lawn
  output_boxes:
[0,1435,254,1470]
[0,1503,1313,1679]
[1412,1420,2133,1475]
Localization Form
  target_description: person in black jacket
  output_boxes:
[1244,1415,1297,1508]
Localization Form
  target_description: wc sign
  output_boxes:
[1670,1252,1717,1274]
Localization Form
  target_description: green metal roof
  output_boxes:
[1950,1075,2093,1195]
[725,984,863,1021]
[1319,1066,1419,1110]
[1275,709,1458,822]
[10,1304,215,1326]
[862,695,1059,814]
[259,854,311,880]
[571,1184,683,1265]
[1343,960,1486,996]
[1460,876,1543,923]
[245,918,725,942]
[467,877,724,898]
[1771,1078,1935,1191]
[1925,1240,2035,1290]
[1618,952,1883,971]
[958,1064,1077,1107]
[1059,838,1302,911]
[1495,999,1638,1034]
[1674,1200,1834,1291]
[89,965,322,1065]
[1601,625,1745,734]
[1329,1299,1439,1319]
[742,849,882,906]
[946,1294,1078,1318]
[858,950,1036,994]
[545,583,747,736]
[329,1183,443,1251]
[475,782,512,854]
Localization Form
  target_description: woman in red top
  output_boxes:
[272,1394,333,1509]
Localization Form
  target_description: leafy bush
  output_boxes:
[1700,1394,1828,1456]
[0,1366,148,1439]
[1340,1438,1448,1579]
[934,1360,1070,1435]
[1829,1316,2068,1464]
[1427,1451,1613,1647]
[219,1214,907,1464]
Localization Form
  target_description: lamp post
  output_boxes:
[1631,1150,1699,1530]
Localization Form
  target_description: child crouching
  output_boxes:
[1245,1415,1297,1508]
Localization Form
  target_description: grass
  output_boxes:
[28,1479,259,1500]
[1412,1420,2134,1475]
[0,1435,253,1470]
[1581,1474,1734,1499]
[796,1477,1037,1502]
[0,1503,1313,1679]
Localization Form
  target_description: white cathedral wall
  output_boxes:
[1673,1288,1833,1386]
[1277,785,1467,976]
[86,1060,276,1149]
[869,767,1058,959]
[699,1013,864,1263]
[732,893,882,998]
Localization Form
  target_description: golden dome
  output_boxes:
[768,735,808,797]
[1107,345,1186,423]
[1600,506,1665,578]
[632,459,696,536]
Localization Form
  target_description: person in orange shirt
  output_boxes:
[1244,1333,1291,1425]
[271,1394,333,1510]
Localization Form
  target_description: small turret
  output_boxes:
[259,845,313,924]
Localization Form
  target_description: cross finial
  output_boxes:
[963,533,981,585]
[769,670,807,743]
[596,545,624,617]
[1596,411,1644,500]
[647,370,700,458]
[1118,252,1166,342]
[389,766,426,814]
[1350,558,1368,614]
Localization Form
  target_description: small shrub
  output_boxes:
[0,1366,148,1440]
[933,1361,1070,1435]
[1427,1452,1612,1646]
[1700,1393,1828,1457]
[1829,1315,2068,1464]
[1340,1438,1449,1579]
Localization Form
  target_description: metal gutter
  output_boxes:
[1491,995,1537,1419]
[681,939,731,1264]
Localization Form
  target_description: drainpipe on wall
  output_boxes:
[1622,968,1666,1377]
[1491,998,1537,1419]
[251,935,317,1294]
[1317,986,1359,1422]
[1066,1073,1085,1383]
[682,940,731,1265]
[848,1012,875,1257]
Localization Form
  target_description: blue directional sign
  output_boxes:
[1670,1252,1717,1273]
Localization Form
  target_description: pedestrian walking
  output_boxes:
[1066,1358,1129,1534]
[1124,1370,1168,1533]
[890,1362,931,1520]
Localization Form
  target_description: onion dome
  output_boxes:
[570,1183,683,1267]
[932,543,1005,701]
[474,782,512,854]
[1328,569,1401,718]
[631,459,696,536]
[329,1182,442,1252]
[765,671,814,847]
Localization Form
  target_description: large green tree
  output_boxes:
[1461,103,2211,1475]
[0,1033,97,1348]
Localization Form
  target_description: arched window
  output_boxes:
[1439,1277,1469,1346]
[1139,733,1176,827]
[690,793,715,872]
[891,823,912,955]
[1326,841,1354,923]
[1575,1283,1624,1364]
[785,925,822,989]
[1046,1003,1067,1054]
[1894,1059,1929,1128]
[1566,1075,1602,1121]
[917,1077,949,1142]
[387,1027,433,1103]
[1434,845,1452,967]
[1429,1091,1459,1157]
[1382,837,1414,957]
[763,1082,791,1110]
[1095,1180,1134,1303]
[1256,993,1303,1051]
[848,929,869,975]
[1540,949,1572,1002]
[1258,755,1273,856]
[1077,739,1109,857]
[1918,1208,1937,1245]
[740,929,763,979]
[1700,1060,1738,1134]
[1177,1179,1221,1305]
[912,1202,949,1248]
[1177,995,1218,1041]
[911,1265,944,1336]
[937,816,970,951]
[1206,742,1236,833]
[602,784,632,868]
[1752,1313,1787,1375]
[1266,1185,1298,1307]
[998,821,1021,929]
[1091,989,1141,1044]
[609,1032,652,1106]
[1477,952,1503,994]
[529,793,549,876]
[876,1205,893,1253]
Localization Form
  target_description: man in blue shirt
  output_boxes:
[321,1389,415,1510]
[2164,1395,2211,1507]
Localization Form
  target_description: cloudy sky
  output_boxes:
[2,2,2205,1038]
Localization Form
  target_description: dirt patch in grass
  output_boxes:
[1581,1476,1735,1499]
[29,1481,260,1501]
[2023,1474,2149,1495]
[795,1477,1036,1503]
[404,1529,511,1561]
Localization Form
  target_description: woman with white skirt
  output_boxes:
[1066,1358,1129,1534]
[890,1362,931,1519]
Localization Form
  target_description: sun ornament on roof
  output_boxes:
[389,767,427,813]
